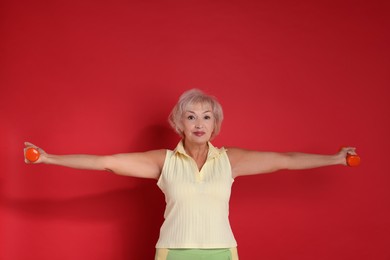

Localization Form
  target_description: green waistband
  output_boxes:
[168,248,230,255]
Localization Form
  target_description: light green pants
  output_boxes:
[155,248,239,260]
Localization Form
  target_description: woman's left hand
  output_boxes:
[338,146,358,166]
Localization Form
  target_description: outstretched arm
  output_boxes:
[24,142,166,179]
[227,147,357,178]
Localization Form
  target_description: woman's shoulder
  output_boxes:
[225,147,254,163]
[225,147,247,155]
[142,149,168,166]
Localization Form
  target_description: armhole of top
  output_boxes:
[222,147,235,183]
[157,149,172,187]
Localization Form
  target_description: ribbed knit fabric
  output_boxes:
[156,141,237,248]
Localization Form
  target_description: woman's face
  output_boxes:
[181,102,215,144]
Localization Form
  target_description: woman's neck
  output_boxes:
[183,140,209,169]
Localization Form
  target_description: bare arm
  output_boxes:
[227,147,356,178]
[24,142,166,179]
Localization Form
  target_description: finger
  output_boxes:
[346,147,357,155]
[24,142,37,148]
[340,146,357,155]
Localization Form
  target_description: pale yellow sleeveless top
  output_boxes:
[156,141,237,248]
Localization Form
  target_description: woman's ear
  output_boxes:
[175,126,183,136]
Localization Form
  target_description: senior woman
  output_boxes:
[24,89,357,260]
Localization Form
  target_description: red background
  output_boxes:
[1,0,389,259]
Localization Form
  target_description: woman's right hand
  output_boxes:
[24,142,47,164]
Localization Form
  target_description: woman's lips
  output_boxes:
[193,131,205,137]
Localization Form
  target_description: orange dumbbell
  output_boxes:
[26,147,40,162]
[346,154,360,167]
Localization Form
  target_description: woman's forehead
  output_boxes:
[184,102,213,112]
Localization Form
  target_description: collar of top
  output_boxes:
[174,140,224,160]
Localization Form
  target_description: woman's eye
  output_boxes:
[204,115,211,120]
[187,115,196,120]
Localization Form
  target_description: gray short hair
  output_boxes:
[168,89,224,139]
